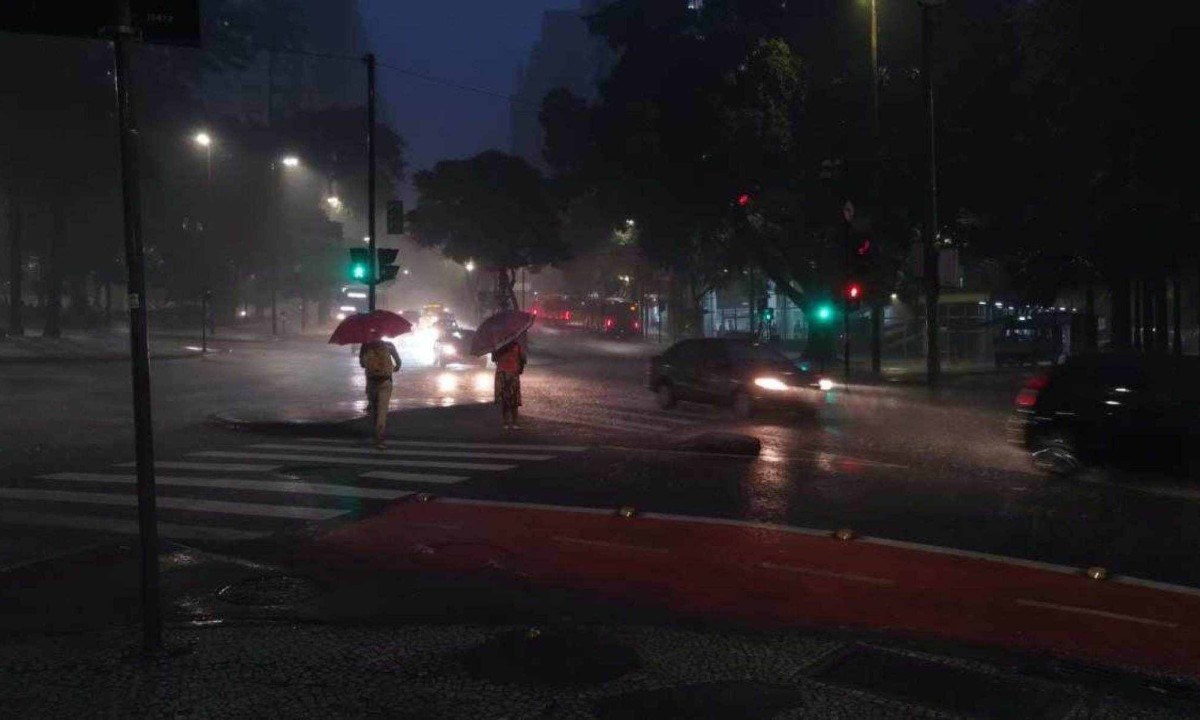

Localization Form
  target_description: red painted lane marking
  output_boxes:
[306,499,1200,676]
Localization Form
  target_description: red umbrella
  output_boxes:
[470,310,535,356]
[328,310,412,345]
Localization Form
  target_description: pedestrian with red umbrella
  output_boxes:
[471,310,534,429]
[330,311,411,446]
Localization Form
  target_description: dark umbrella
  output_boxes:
[470,310,534,356]
[328,310,412,345]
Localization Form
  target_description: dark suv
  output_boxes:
[1011,353,1200,475]
[647,338,830,416]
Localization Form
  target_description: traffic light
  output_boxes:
[762,307,775,324]
[813,302,835,324]
[347,248,401,284]
[348,248,371,282]
[377,248,400,283]
[846,282,862,301]
[386,200,404,235]
[736,192,752,207]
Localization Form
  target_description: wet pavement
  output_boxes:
[4,327,1200,705]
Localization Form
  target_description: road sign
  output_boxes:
[0,0,200,45]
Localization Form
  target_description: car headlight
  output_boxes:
[818,378,835,391]
[753,377,789,392]
[442,344,457,356]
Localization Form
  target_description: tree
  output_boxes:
[409,151,567,310]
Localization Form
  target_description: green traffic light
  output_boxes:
[814,304,834,323]
[351,264,367,280]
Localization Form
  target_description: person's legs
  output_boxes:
[365,377,378,435]
[373,379,393,445]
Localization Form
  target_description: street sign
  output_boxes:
[0,0,200,45]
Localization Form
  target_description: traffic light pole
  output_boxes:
[112,0,162,653]
[365,53,377,312]
[842,203,853,382]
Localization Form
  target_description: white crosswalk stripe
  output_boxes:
[297,438,588,453]
[191,450,516,472]
[41,473,413,501]
[1,436,587,545]
[116,461,280,472]
[0,510,265,542]
[249,443,553,462]
[360,471,467,485]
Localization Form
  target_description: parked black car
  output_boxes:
[647,338,831,416]
[1011,353,1200,475]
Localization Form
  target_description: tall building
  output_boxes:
[511,1,615,169]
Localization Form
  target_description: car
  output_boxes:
[647,338,831,417]
[1011,353,1200,476]
[436,327,488,367]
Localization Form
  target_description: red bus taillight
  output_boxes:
[1015,374,1049,408]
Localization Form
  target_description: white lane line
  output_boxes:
[858,537,1080,575]
[360,471,467,485]
[760,561,896,587]
[41,473,411,501]
[0,488,345,521]
[116,461,280,472]
[639,512,830,537]
[438,497,615,515]
[0,510,265,542]
[297,438,588,452]
[552,535,670,554]
[1014,598,1179,628]
[191,451,515,472]
[251,443,552,462]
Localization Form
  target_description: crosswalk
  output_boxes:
[0,437,587,545]
[524,401,721,436]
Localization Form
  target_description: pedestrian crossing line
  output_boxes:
[0,510,265,542]
[40,473,412,501]
[601,407,699,426]
[116,461,280,473]
[522,414,666,434]
[249,443,553,462]
[296,438,589,453]
[0,487,345,521]
[360,470,467,485]
[190,451,516,472]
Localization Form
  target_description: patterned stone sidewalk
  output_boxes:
[1,621,1195,719]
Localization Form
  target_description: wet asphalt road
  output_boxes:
[3,328,1200,589]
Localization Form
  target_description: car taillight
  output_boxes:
[605,317,614,329]
[565,311,572,321]
[1015,373,1049,408]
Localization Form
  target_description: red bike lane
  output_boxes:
[300,497,1200,678]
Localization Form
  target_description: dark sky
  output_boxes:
[360,0,578,196]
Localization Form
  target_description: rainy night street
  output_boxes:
[5,327,1200,591]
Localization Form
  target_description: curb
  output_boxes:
[207,412,364,436]
[0,350,204,365]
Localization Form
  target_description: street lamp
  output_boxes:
[465,260,476,273]
[192,131,213,182]
[281,155,300,168]
[326,195,342,209]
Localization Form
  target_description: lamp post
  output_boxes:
[272,155,301,335]
[193,132,214,344]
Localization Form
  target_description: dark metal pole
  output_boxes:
[843,212,852,381]
[868,0,883,376]
[112,0,161,653]
[201,290,207,353]
[366,53,377,312]
[920,0,942,385]
[1173,275,1183,355]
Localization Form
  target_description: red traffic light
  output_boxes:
[736,193,752,207]
[846,283,862,300]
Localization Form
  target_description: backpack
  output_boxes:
[363,343,395,377]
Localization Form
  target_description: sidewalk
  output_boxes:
[0,331,202,363]
[1,539,1195,719]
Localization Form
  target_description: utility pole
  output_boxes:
[112,0,161,652]
[868,0,883,376]
[843,201,854,381]
[920,0,944,385]
[366,53,378,312]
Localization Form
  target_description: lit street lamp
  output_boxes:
[192,131,212,182]
[281,155,300,168]
[465,260,476,273]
